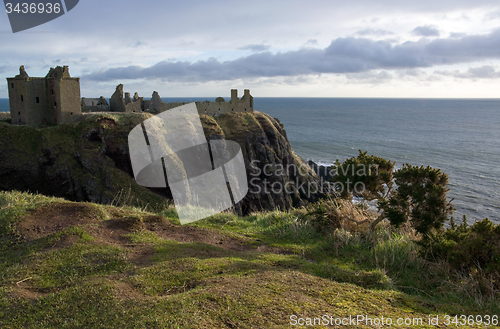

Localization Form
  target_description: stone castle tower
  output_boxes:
[7,65,81,126]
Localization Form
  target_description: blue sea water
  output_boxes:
[256,98,500,224]
[1,97,499,223]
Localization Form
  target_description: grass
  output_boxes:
[0,191,498,328]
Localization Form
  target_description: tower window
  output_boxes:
[51,89,54,94]
[54,102,57,107]
[11,83,14,88]
[18,112,20,116]
[36,97,40,103]
[71,112,73,115]
[20,95,23,102]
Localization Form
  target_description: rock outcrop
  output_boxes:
[0,111,325,214]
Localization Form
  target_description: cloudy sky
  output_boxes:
[1,0,500,98]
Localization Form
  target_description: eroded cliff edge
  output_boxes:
[0,111,323,214]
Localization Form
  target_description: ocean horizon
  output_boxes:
[1,97,499,224]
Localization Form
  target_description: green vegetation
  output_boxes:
[0,112,10,124]
[1,190,498,328]
[334,150,454,236]
[331,151,500,312]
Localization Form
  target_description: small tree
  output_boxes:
[381,164,454,237]
[333,150,395,201]
[332,151,453,237]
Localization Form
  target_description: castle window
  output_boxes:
[18,112,20,116]
[11,83,14,88]
[51,89,54,94]
[20,95,23,102]
[71,112,73,115]
[244,108,247,111]
[231,109,234,111]
[54,102,57,107]
[36,97,40,103]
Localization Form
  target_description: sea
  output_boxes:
[1,97,499,224]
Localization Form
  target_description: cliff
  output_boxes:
[0,111,324,214]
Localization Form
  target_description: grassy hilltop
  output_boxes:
[0,191,498,328]
[0,111,498,327]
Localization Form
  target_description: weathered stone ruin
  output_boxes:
[103,84,254,116]
[7,64,254,126]
[81,96,109,112]
[7,65,81,126]
[108,84,143,113]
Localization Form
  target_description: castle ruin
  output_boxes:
[7,65,253,126]
[7,66,81,126]
[102,84,254,116]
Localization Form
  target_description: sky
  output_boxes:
[1,0,500,98]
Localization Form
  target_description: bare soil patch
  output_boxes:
[16,203,288,257]
[16,203,99,241]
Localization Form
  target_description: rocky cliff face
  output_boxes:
[0,111,324,214]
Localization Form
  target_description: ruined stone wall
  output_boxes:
[7,66,82,126]
[57,78,81,123]
[26,78,49,125]
[86,85,254,118]
[156,89,253,117]
[194,99,251,116]
[109,84,126,112]
[7,77,29,125]
[125,100,141,113]
[161,102,188,112]
[82,105,109,112]
[81,97,110,112]
[47,78,62,125]
[7,77,50,126]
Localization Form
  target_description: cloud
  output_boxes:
[356,28,394,36]
[344,70,393,84]
[83,29,500,82]
[397,68,427,78]
[305,39,318,45]
[435,65,500,79]
[412,25,441,37]
[128,41,147,48]
[449,32,466,38]
[485,9,500,20]
[238,44,270,52]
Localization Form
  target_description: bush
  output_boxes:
[306,198,375,232]
[333,151,454,238]
[425,217,500,278]
[381,164,454,237]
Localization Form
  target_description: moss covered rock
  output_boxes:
[0,111,324,214]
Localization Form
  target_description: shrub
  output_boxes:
[424,217,500,279]
[306,198,375,232]
[381,164,454,237]
[333,151,454,238]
